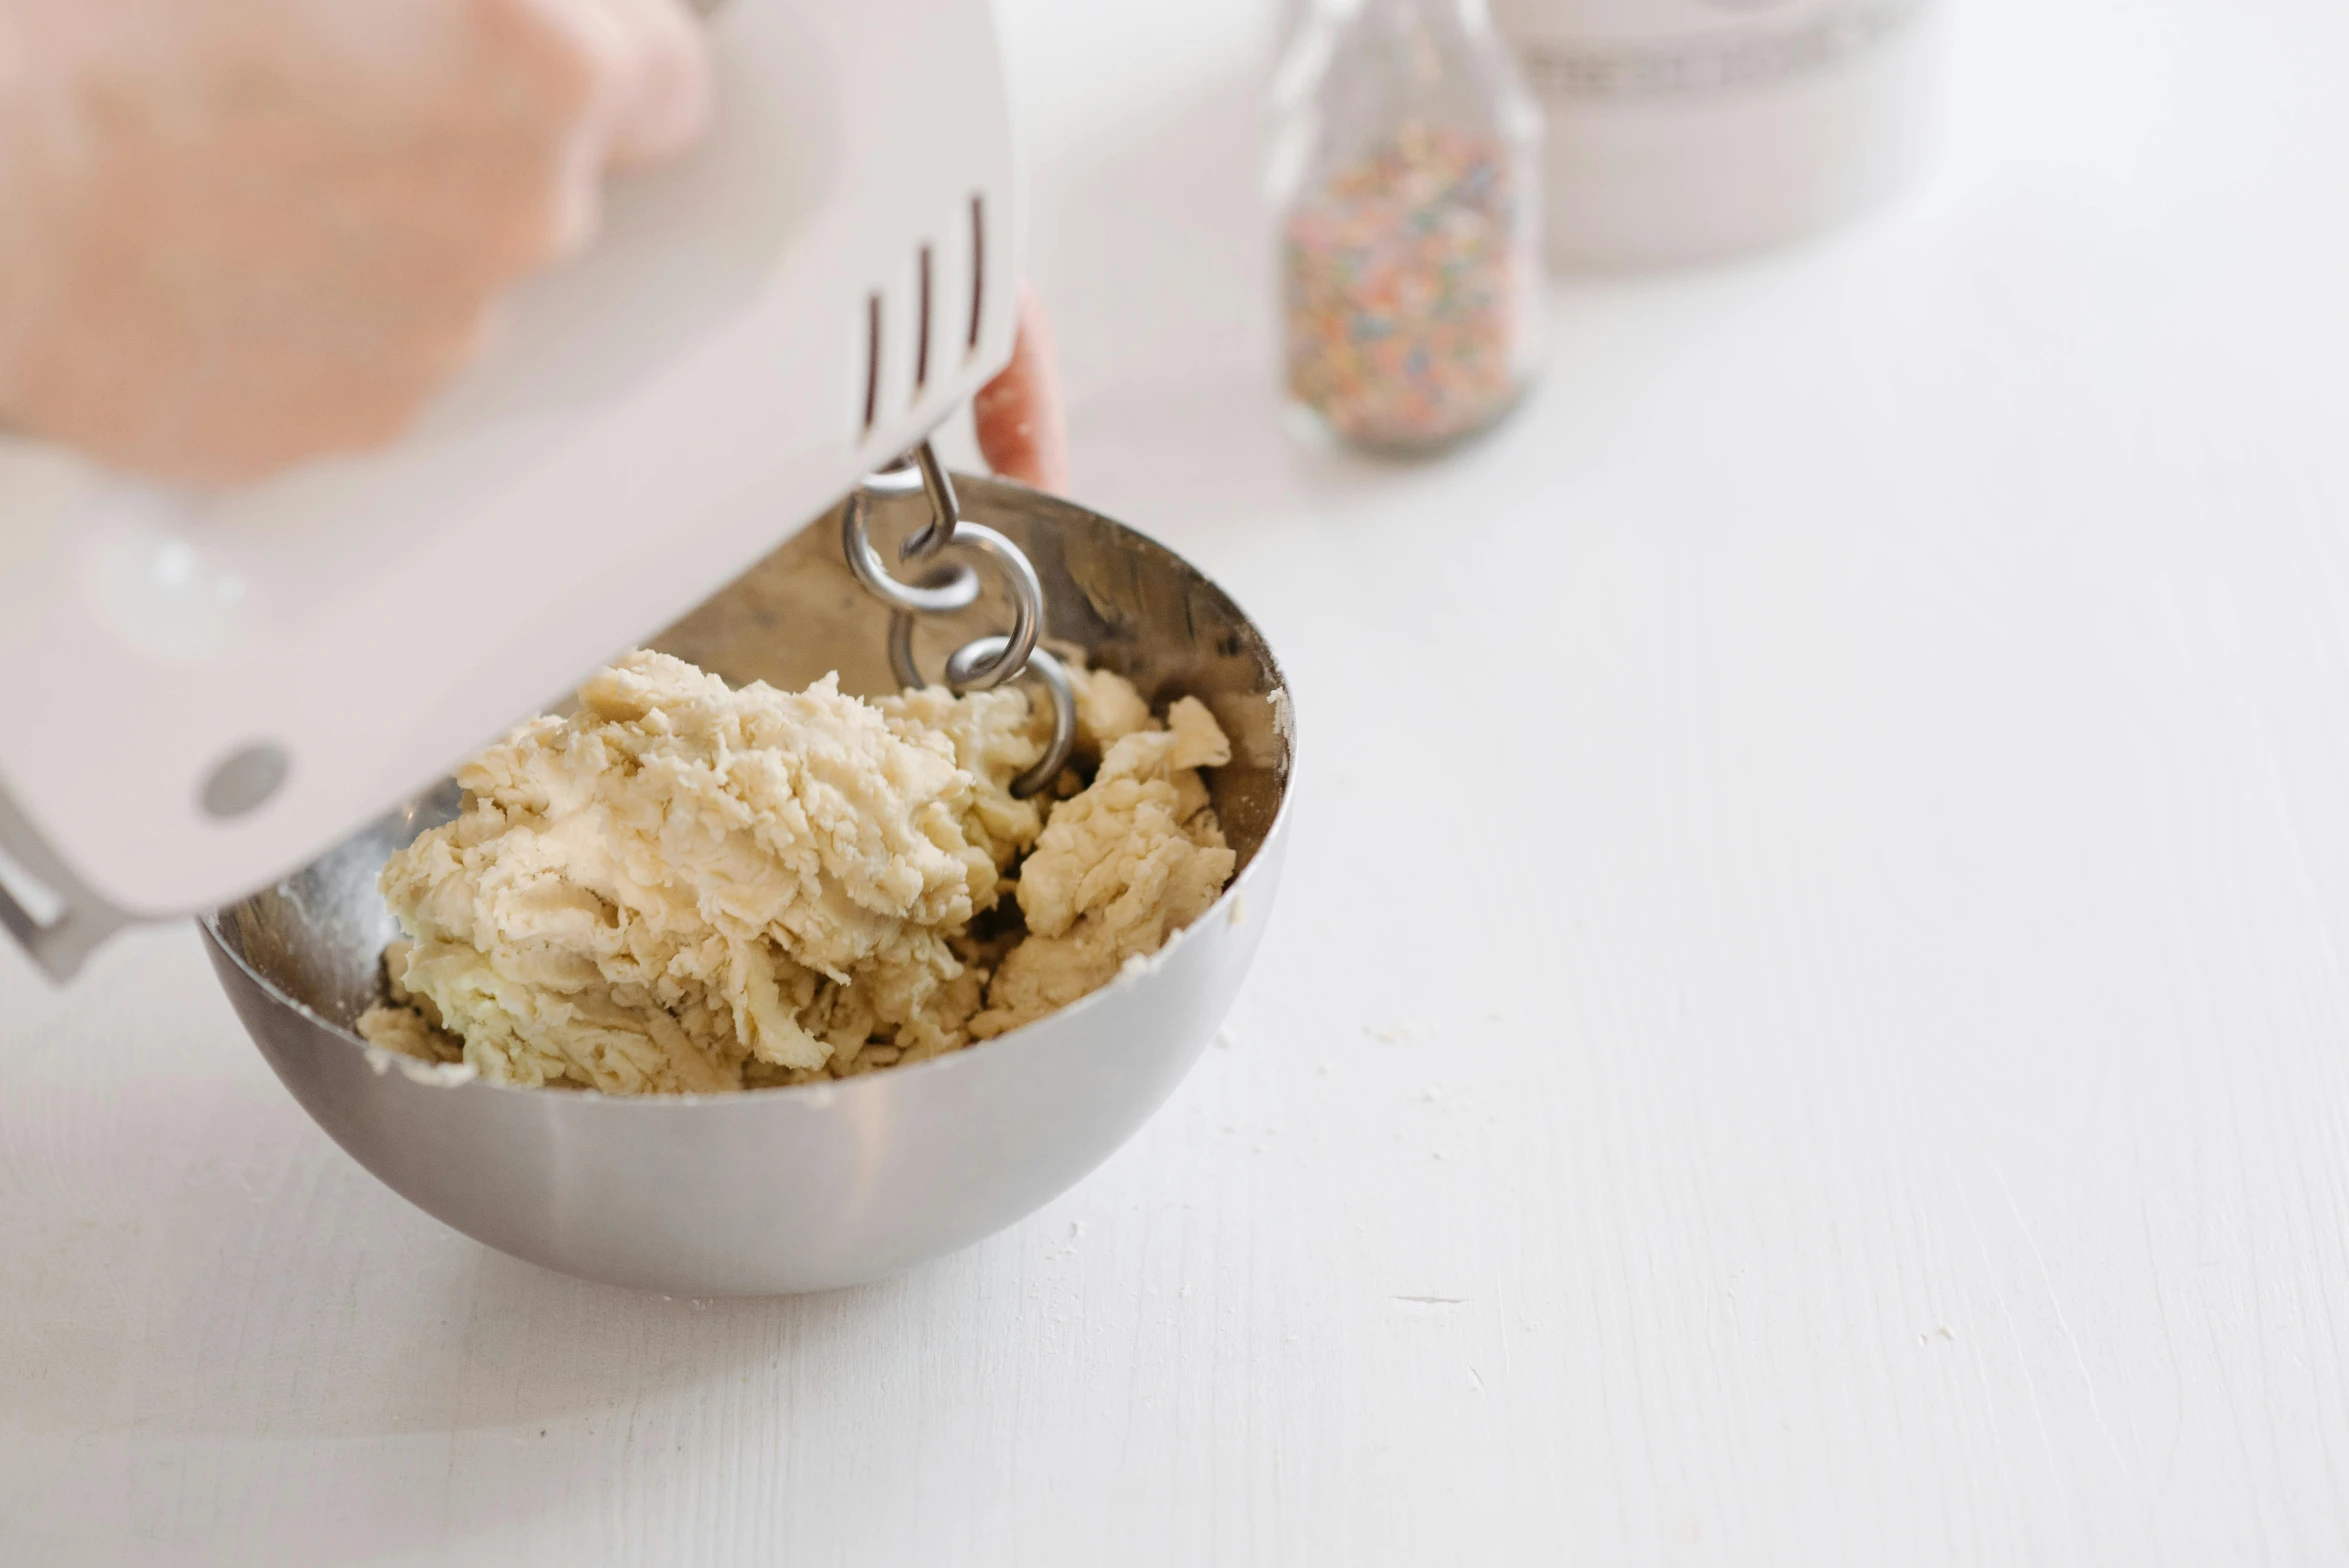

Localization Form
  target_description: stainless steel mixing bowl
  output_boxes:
[200,479,1293,1295]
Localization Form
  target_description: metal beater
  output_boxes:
[842,441,1078,796]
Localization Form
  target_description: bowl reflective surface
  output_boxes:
[203,479,1293,1295]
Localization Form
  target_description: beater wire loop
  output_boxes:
[842,440,1077,796]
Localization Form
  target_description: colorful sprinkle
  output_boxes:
[1283,121,1536,451]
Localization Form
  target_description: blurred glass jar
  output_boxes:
[1269,0,1546,455]
[1489,0,1939,270]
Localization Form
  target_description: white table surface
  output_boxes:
[10,0,2349,1561]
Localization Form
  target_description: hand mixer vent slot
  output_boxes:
[914,245,934,395]
[966,194,987,354]
[860,292,882,436]
[858,195,993,440]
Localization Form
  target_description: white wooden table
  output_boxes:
[9,0,2349,1560]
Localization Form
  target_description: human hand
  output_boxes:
[973,287,1068,494]
[0,0,710,486]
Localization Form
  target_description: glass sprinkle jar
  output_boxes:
[1270,0,1547,455]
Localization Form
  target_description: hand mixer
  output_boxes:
[0,0,1072,982]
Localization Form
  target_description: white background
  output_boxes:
[9,0,2349,1561]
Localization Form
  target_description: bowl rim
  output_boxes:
[199,574,1298,1111]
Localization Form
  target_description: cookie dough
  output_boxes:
[357,648,1235,1094]
[973,697,1232,1037]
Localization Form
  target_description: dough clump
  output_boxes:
[358,649,1234,1094]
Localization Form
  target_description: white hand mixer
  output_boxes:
[0,0,1049,981]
